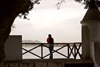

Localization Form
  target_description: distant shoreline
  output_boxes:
[22,44,81,47]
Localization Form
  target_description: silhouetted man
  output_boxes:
[47,34,54,59]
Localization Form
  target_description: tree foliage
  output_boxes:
[18,0,41,19]
[16,0,100,20]
[56,0,100,9]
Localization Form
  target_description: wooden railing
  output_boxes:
[22,43,82,59]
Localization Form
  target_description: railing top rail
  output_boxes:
[22,42,82,44]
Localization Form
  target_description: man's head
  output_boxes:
[48,34,51,38]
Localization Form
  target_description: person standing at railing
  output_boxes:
[47,34,54,59]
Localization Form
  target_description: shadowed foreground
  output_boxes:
[5,59,94,67]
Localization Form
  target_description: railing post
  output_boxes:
[80,43,82,59]
[41,44,43,59]
[74,43,76,59]
[68,44,69,58]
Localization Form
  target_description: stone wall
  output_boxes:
[4,35,22,61]
[94,42,100,66]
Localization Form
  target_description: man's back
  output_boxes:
[47,37,54,44]
[49,38,54,44]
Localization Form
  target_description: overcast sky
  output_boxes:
[10,0,87,43]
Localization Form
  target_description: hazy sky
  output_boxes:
[10,0,87,43]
